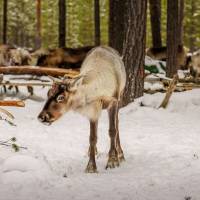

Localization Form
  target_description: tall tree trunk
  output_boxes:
[166,0,179,78]
[178,0,184,46]
[189,0,195,52]
[35,0,42,49]
[94,0,100,46]
[3,0,8,44]
[109,0,125,55]
[122,0,147,106]
[58,0,66,48]
[149,0,162,48]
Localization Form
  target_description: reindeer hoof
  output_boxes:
[106,155,120,169]
[85,161,98,173]
[118,153,125,162]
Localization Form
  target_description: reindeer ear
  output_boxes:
[68,76,83,92]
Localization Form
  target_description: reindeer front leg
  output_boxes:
[85,120,98,173]
[106,100,120,169]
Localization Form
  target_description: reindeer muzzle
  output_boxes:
[38,111,53,126]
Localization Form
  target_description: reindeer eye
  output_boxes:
[57,95,65,103]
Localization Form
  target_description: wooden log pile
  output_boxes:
[144,75,200,94]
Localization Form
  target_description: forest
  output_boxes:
[0,0,200,49]
[0,1,200,200]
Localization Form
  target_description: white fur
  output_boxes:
[69,46,126,121]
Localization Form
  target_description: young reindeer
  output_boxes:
[38,46,126,173]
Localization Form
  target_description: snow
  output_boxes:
[0,77,200,200]
[144,81,164,91]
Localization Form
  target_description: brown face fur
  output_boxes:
[38,83,74,125]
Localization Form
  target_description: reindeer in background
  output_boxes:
[38,46,126,173]
[33,46,94,69]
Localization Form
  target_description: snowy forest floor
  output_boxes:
[0,78,200,200]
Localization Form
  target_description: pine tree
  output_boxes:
[94,0,100,45]
[109,0,125,55]
[58,0,66,47]
[149,0,162,48]
[2,0,7,44]
[122,0,147,105]
[166,0,179,77]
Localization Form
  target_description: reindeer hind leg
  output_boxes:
[106,100,120,169]
[116,111,125,162]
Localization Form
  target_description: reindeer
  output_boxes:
[186,49,200,79]
[9,48,32,66]
[146,45,189,69]
[38,46,126,173]
[35,46,94,68]
[0,44,11,66]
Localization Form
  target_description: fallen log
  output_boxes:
[0,100,25,107]
[159,74,178,109]
[178,77,200,84]
[0,82,52,87]
[0,66,80,77]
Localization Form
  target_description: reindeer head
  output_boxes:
[38,75,83,125]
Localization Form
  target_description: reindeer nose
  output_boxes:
[38,112,50,123]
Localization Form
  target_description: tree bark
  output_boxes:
[166,0,179,78]
[149,0,162,48]
[122,0,147,106]
[94,0,100,46]
[109,0,125,55]
[189,0,195,52]
[178,0,184,46]
[3,0,8,44]
[58,0,66,48]
[35,0,42,49]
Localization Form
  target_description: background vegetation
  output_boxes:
[0,0,199,50]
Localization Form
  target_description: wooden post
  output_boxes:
[159,74,178,108]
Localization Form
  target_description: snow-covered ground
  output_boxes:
[0,78,200,200]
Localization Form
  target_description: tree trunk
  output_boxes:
[178,0,184,46]
[58,0,66,47]
[189,0,195,52]
[166,0,179,78]
[3,0,7,44]
[122,0,147,106]
[94,0,100,46]
[35,0,42,49]
[149,0,162,48]
[109,0,125,55]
